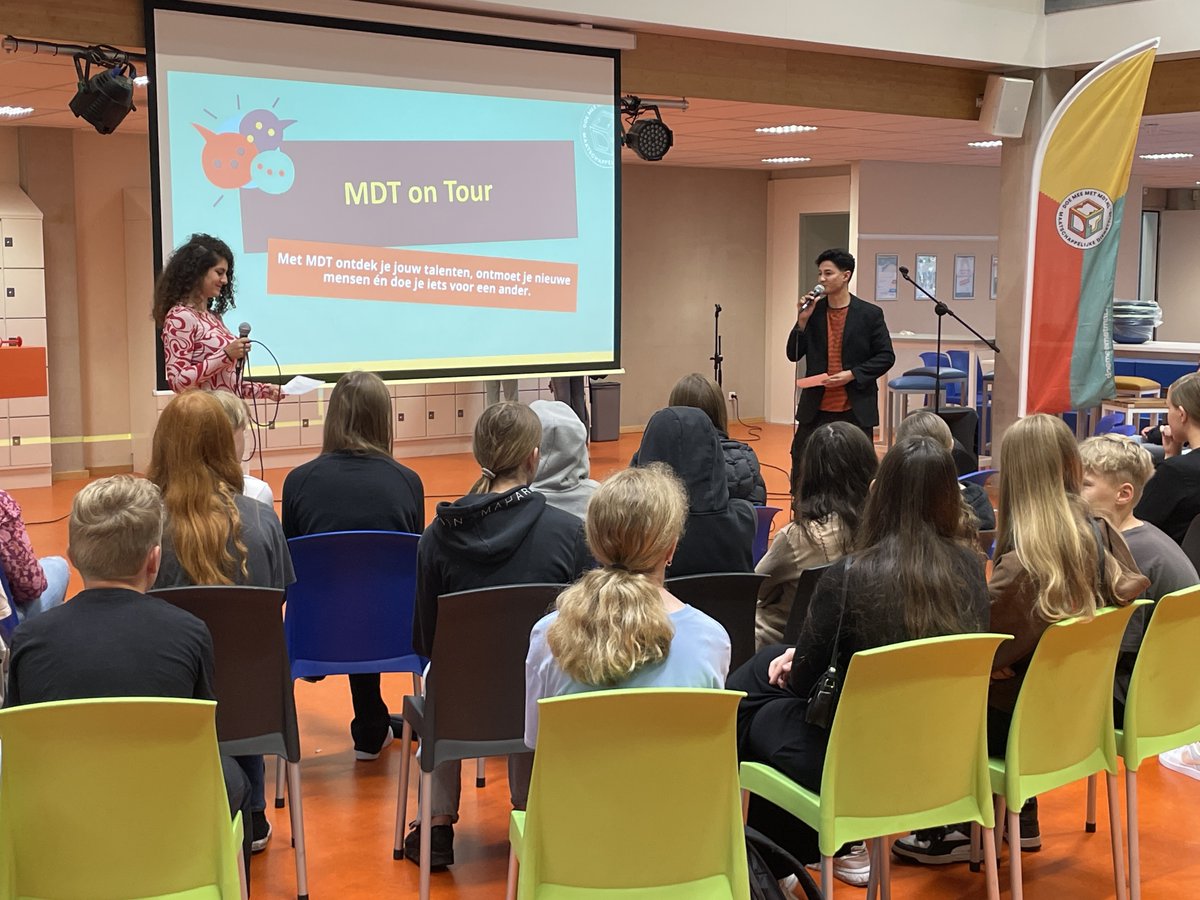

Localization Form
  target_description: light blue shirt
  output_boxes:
[524,604,731,748]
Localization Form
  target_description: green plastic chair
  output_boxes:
[986,602,1148,900]
[507,688,749,900]
[740,633,1011,900]
[0,696,245,899]
[1105,586,1200,900]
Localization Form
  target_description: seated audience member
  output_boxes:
[149,390,295,855]
[896,410,995,530]
[282,371,425,761]
[729,436,990,884]
[525,463,730,747]
[895,414,1147,866]
[632,406,756,576]
[4,475,254,872]
[408,400,590,868]
[662,372,767,504]
[1135,372,1200,544]
[529,399,599,521]
[754,422,877,648]
[0,489,69,623]
[210,389,273,506]
[1080,434,1198,717]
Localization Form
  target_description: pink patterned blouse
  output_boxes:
[161,304,274,399]
[0,490,47,604]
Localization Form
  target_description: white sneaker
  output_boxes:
[354,729,394,761]
[807,843,871,887]
[1159,742,1200,781]
[778,874,800,897]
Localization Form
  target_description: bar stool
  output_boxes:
[1098,396,1171,433]
[1114,375,1162,398]
[885,373,955,446]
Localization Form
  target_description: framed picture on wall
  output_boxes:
[915,254,937,299]
[954,254,975,300]
[991,255,999,300]
[875,253,898,301]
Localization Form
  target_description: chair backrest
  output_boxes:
[958,468,997,487]
[919,351,953,369]
[975,529,997,559]
[752,505,781,565]
[665,572,767,671]
[782,563,833,645]
[1121,586,1200,769]
[812,634,1009,855]
[1002,602,1147,808]
[0,565,17,639]
[154,585,298,761]
[284,530,423,678]
[0,697,241,899]
[520,688,749,898]
[1181,515,1200,575]
[424,583,563,752]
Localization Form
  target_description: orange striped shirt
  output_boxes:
[820,306,852,412]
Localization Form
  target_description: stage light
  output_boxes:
[0,106,33,119]
[762,156,811,164]
[755,124,818,134]
[1138,152,1193,160]
[70,49,137,134]
[968,140,1003,148]
[620,96,674,161]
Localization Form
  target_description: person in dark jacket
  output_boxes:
[282,371,425,761]
[406,401,590,869]
[632,406,756,576]
[657,372,767,505]
[788,248,895,493]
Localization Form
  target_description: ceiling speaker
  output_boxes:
[979,75,1033,139]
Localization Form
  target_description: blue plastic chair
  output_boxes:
[958,468,998,487]
[1094,411,1137,437]
[0,566,18,640]
[752,506,781,565]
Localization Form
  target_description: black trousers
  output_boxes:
[349,673,392,752]
[221,753,254,883]
[790,411,875,495]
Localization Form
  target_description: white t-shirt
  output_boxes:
[243,474,274,508]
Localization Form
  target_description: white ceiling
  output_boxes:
[2,48,1198,188]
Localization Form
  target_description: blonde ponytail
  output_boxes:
[469,401,541,494]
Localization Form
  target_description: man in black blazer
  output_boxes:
[787,249,895,492]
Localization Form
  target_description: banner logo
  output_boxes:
[581,104,615,169]
[1055,188,1114,250]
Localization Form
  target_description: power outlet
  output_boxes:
[728,391,737,402]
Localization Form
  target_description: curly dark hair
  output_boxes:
[152,233,237,327]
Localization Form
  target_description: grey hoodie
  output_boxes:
[530,400,600,522]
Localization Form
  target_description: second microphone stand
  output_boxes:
[898,267,999,416]
[711,303,723,387]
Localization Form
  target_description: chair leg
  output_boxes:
[476,756,486,788]
[866,841,879,900]
[393,719,414,859]
[286,761,310,900]
[1127,768,1141,900]
[969,821,982,873]
[1007,807,1023,900]
[275,754,286,808]
[1107,772,1130,900]
[411,672,421,695]
[505,846,519,900]
[994,796,1007,859]
[237,834,249,900]
[1086,772,1098,832]
[820,855,834,898]
[419,770,433,900]
[878,835,891,900]
[982,826,1001,900]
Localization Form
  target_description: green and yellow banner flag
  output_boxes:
[1019,38,1158,416]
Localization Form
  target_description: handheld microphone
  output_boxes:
[798,283,825,313]
[898,265,911,278]
[235,322,251,378]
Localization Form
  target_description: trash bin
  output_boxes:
[589,380,621,442]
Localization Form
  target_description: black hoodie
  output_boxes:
[634,407,757,577]
[413,485,589,657]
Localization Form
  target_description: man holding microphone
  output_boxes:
[787,249,895,493]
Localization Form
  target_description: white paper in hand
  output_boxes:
[281,375,324,397]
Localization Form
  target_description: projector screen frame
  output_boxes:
[145,0,623,390]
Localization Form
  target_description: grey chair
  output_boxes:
[665,572,767,671]
[782,563,834,645]
[394,583,564,900]
[154,586,309,900]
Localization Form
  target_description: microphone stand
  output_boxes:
[898,267,999,416]
[711,303,724,387]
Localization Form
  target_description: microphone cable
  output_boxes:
[241,339,284,482]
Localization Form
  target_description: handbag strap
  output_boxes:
[1090,518,1108,598]
[825,557,854,673]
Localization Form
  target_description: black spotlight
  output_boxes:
[621,98,673,162]
[70,49,137,135]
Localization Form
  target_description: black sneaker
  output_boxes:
[891,826,972,864]
[251,811,272,853]
[1019,798,1041,851]
[403,823,454,869]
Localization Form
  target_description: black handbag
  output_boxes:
[805,559,852,730]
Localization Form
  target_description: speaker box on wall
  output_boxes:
[979,75,1034,138]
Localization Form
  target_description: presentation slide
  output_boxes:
[147,3,619,383]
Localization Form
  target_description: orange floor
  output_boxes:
[11,424,1200,899]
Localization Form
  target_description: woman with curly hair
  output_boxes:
[153,233,280,399]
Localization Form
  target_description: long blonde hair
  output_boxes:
[547,464,687,686]
[148,391,248,585]
[470,401,542,494]
[995,414,1117,622]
